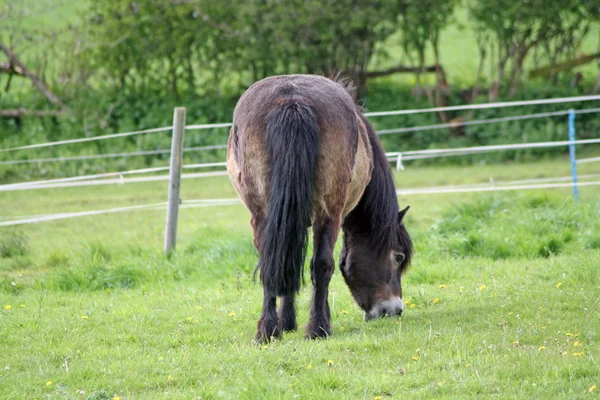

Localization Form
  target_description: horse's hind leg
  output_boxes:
[255,288,281,343]
[278,294,297,332]
[249,214,282,343]
[306,216,340,339]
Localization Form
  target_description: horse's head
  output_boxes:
[339,206,412,320]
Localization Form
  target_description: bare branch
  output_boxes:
[366,64,439,78]
[0,108,67,118]
[0,62,25,76]
[0,40,67,110]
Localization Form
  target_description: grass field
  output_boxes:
[1,158,599,399]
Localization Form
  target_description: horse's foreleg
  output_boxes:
[278,294,297,332]
[306,216,340,339]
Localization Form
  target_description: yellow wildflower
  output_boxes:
[438,284,447,289]
[374,397,383,400]
[327,359,333,366]
[409,303,415,309]
[478,285,487,291]
[114,397,121,400]
[412,356,419,361]
[555,282,562,288]
[342,310,349,314]
[81,315,88,320]
[573,352,585,357]
[168,375,174,381]
[465,363,471,367]
[228,311,236,317]
[4,305,11,310]
[538,346,546,351]
[307,363,312,370]
[573,341,582,347]
[186,317,193,321]
[46,381,52,386]
[588,385,596,393]
[262,345,269,350]
[433,298,440,304]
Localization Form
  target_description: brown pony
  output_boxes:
[227,74,412,343]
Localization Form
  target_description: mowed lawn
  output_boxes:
[1,159,600,399]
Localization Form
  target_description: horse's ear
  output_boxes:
[398,205,410,223]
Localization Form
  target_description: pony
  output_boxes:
[226,74,413,343]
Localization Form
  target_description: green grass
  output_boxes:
[1,158,600,398]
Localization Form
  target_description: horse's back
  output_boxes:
[227,74,372,220]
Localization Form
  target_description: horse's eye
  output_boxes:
[395,253,405,264]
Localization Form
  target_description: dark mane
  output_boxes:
[342,113,399,257]
[330,72,358,105]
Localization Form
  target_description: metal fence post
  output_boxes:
[164,107,186,253]
[568,109,579,202]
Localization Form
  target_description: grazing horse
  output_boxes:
[227,74,413,343]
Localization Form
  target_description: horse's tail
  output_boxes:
[260,100,319,296]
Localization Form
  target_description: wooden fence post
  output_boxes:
[164,107,186,254]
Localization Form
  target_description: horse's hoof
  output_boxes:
[254,328,282,344]
[279,319,297,332]
[305,321,332,339]
[254,318,282,344]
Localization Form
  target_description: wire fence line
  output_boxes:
[0,126,173,154]
[2,136,598,191]
[396,180,600,196]
[386,138,600,160]
[4,106,598,167]
[0,171,230,192]
[1,94,598,156]
[377,107,600,135]
[577,156,600,164]
[0,145,228,166]
[3,177,600,227]
[364,95,600,117]
[0,162,228,192]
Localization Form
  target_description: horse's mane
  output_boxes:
[342,113,399,257]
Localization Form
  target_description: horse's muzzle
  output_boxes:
[364,297,404,320]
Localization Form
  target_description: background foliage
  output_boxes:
[0,0,599,182]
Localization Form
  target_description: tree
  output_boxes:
[86,0,404,96]
[470,0,591,100]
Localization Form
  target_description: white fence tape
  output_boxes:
[0,171,229,191]
[577,156,600,164]
[2,136,597,191]
[0,126,173,154]
[0,145,228,166]
[396,180,600,196]
[364,95,600,117]
[0,162,228,192]
[377,107,600,135]
[386,138,600,161]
